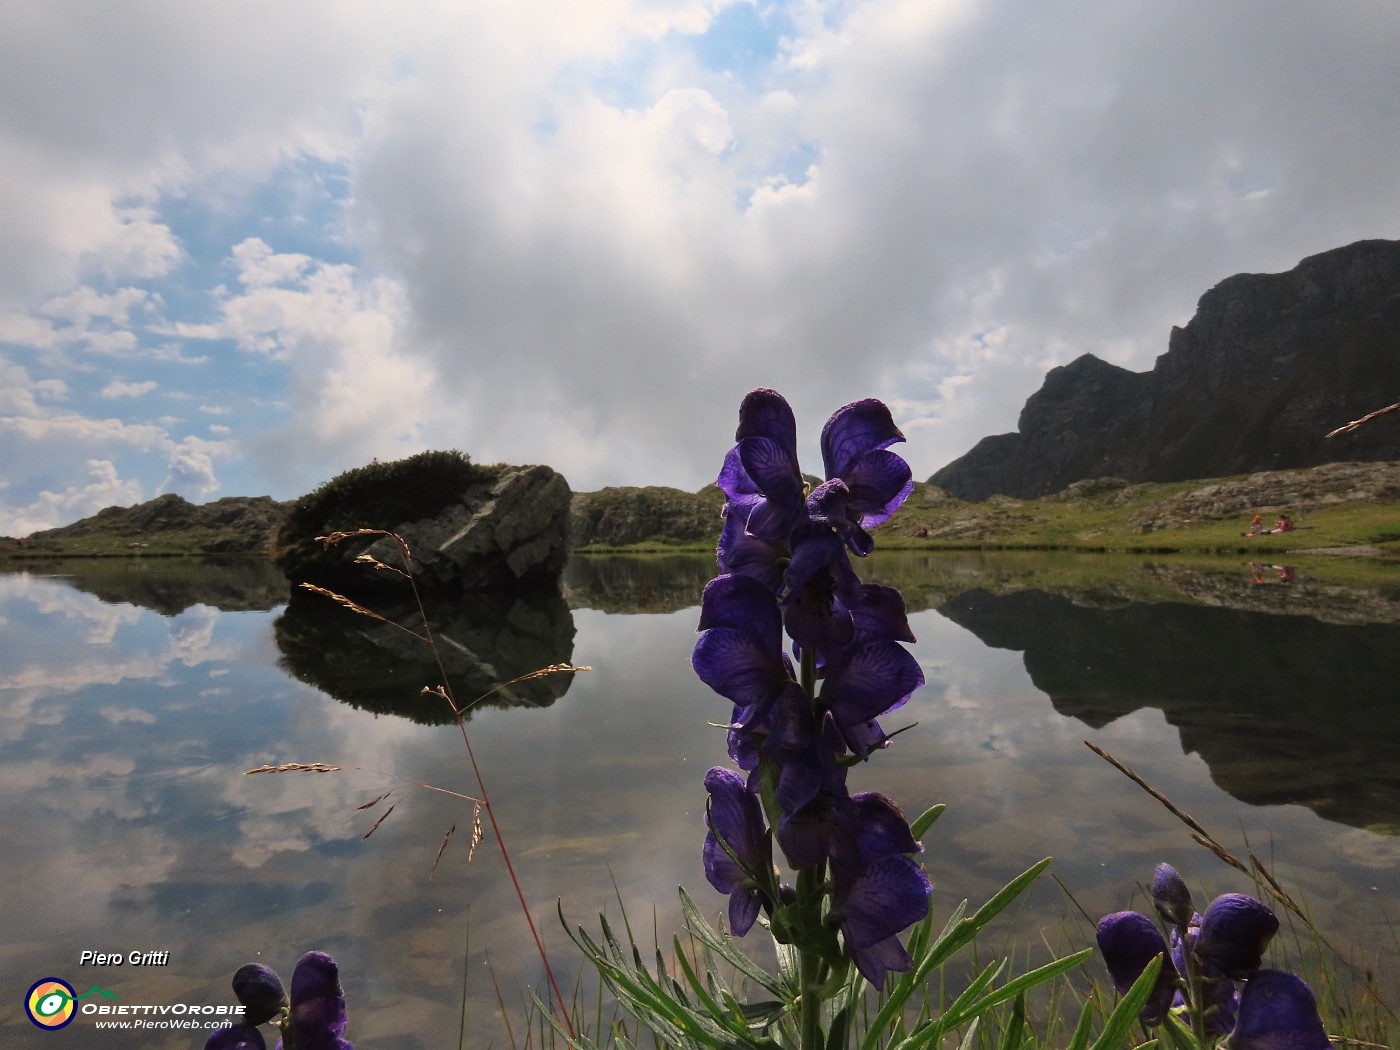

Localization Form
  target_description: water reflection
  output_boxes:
[938,588,1400,832]
[1,554,1396,1050]
[562,552,715,613]
[13,555,287,613]
[274,586,577,722]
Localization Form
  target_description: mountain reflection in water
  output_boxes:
[938,588,1400,833]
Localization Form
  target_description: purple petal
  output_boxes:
[850,793,921,861]
[692,628,789,711]
[703,767,765,866]
[1150,863,1194,928]
[738,436,804,508]
[285,951,352,1050]
[1230,971,1330,1050]
[1095,911,1178,1025]
[232,963,287,1026]
[1197,894,1279,978]
[847,934,914,991]
[821,399,905,480]
[736,388,797,448]
[848,584,915,644]
[703,767,768,936]
[728,889,762,937]
[822,641,925,734]
[717,446,762,506]
[207,1024,268,1050]
[716,511,784,589]
[840,449,914,528]
[838,854,931,953]
[743,494,798,543]
[841,718,890,757]
[697,573,781,639]
[783,525,847,602]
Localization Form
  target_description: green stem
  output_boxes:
[1180,925,1208,1050]
[797,644,825,1050]
[798,866,826,1050]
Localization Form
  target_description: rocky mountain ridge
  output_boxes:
[931,238,1400,500]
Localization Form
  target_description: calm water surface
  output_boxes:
[2,552,1397,1048]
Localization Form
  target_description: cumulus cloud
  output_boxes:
[101,379,158,399]
[0,459,143,537]
[181,238,439,490]
[343,0,1400,486]
[159,438,222,499]
[2,0,1400,509]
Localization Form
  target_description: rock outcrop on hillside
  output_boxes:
[931,239,1400,500]
[279,461,573,594]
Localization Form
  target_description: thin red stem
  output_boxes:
[398,537,575,1041]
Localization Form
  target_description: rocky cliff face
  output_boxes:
[279,463,573,594]
[931,239,1400,500]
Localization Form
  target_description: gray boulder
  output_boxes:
[281,462,572,595]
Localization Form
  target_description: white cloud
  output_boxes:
[101,379,158,399]
[0,459,143,537]
[181,238,437,490]
[160,438,222,500]
[1,0,1399,505]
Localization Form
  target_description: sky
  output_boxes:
[2,0,1399,535]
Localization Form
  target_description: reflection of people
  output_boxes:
[1249,561,1294,584]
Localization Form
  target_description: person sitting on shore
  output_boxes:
[1276,514,1294,532]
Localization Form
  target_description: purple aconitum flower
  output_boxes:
[692,574,796,733]
[1229,971,1331,1050]
[206,953,352,1050]
[1095,911,1180,1026]
[818,399,915,538]
[702,767,772,936]
[232,963,287,1026]
[818,637,925,758]
[1196,894,1279,979]
[831,853,931,990]
[1151,863,1195,928]
[278,951,354,1050]
[716,389,913,577]
[777,789,919,875]
[207,1024,268,1050]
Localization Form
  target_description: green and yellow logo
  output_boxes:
[25,978,76,1030]
[24,978,120,1030]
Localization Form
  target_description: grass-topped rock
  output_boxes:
[277,450,572,594]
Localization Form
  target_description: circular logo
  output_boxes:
[26,978,77,1030]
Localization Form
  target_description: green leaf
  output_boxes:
[943,950,1093,1030]
[998,993,1027,1050]
[679,888,787,997]
[1158,1011,1198,1050]
[910,804,946,840]
[956,1017,982,1050]
[1066,1000,1096,1050]
[826,1005,851,1050]
[861,861,1051,1050]
[1089,954,1163,1050]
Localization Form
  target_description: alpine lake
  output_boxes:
[2,550,1397,1048]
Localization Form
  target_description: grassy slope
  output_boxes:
[582,469,1400,561]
